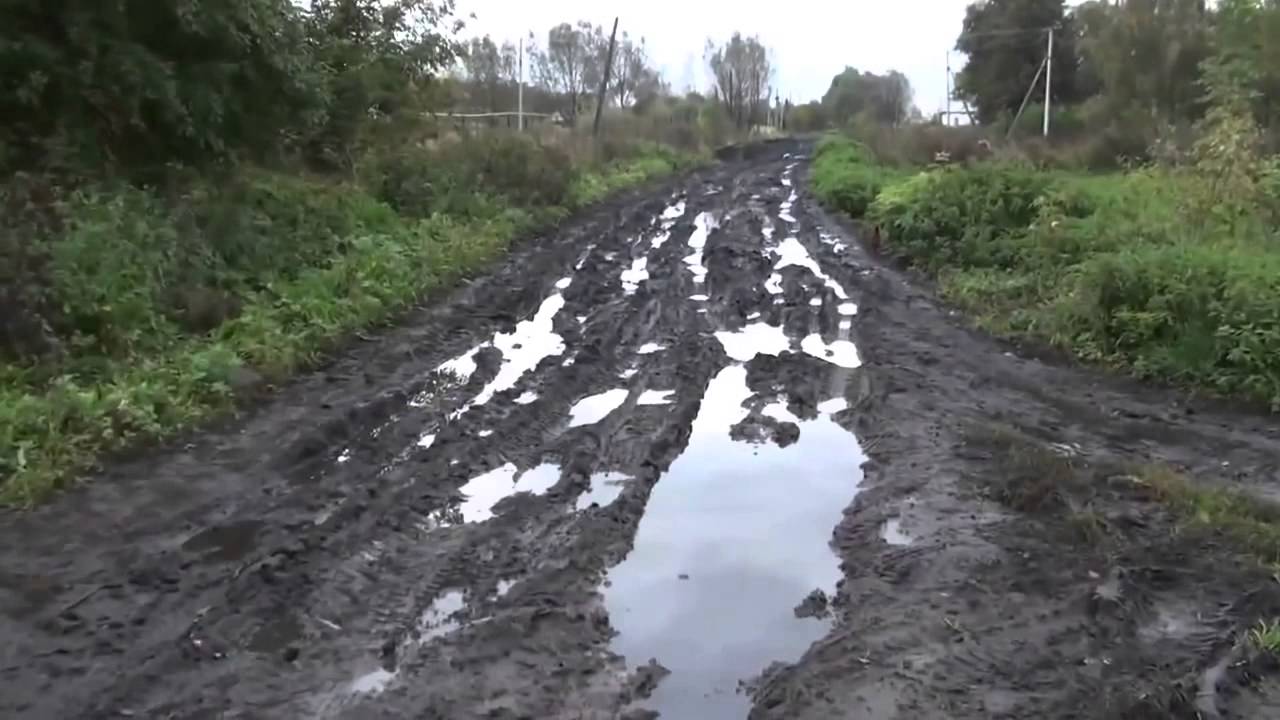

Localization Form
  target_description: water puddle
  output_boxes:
[349,667,397,695]
[638,390,675,406]
[714,323,790,362]
[809,297,822,307]
[800,334,861,369]
[577,472,631,510]
[569,389,629,428]
[881,518,912,546]
[683,212,718,283]
[662,199,687,221]
[417,590,466,644]
[457,463,561,522]
[637,343,666,355]
[689,294,710,302]
[514,391,538,405]
[773,237,850,300]
[603,364,865,718]
[417,281,571,449]
[621,257,650,294]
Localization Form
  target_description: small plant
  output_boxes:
[1248,620,1280,654]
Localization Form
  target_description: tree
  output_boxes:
[1073,0,1210,124]
[614,34,653,108]
[0,0,325,169]
[822,67,914,127]
[954,0,1083,124]
[460,35,519,111]
[706,33,772,129]
[534,22,602,121]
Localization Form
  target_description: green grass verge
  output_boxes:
[1139,465,1280,565]
[0,146,693,505]
[807,138,1280,408]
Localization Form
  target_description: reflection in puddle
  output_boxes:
[689,294,710,302]
[714,323,790,362]
[349,667,396,695]
[774,238,850,300]
[662,199,687,221]
[881,518,912,546]
[838,302,858,316]
[638,390,675,406]
[809,297,822,307]
[514,391,538,405]
[604,365,865,719]
[800,334,861,369]
[417,284,570,449]
[418,590,465,643]
[621,257,650,294]
[683,212,718,283]
[569,389,629,427]
[577,472,631,510]
[638,343,666,355]
[458,463,561,522]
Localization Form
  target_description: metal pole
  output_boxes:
[1043,27,1054,137]
[1009,55,1047,139]
[945,50,951,126]
[518,37,525,132]
[593,17,620,138]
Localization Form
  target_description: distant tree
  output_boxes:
[821,68,913,127]
[705,33,772,129]
[534,21,604,121]
[954,0,1083,124]
[614,34,655,108]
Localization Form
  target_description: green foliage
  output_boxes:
[0,140,691,504]
[868,164,1049,271]
[864,159,1280,408]
[811,136,888,217]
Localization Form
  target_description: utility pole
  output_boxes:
[1043,27,1054,137]
[593,17,619,138]
[945,50,952,126]
[518,37,525,132]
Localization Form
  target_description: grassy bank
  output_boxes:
[0,137,698,504]
[812,135,1280,410]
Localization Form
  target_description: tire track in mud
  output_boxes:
[6,139,1280,720]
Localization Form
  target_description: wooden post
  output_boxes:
[593,17,620,138]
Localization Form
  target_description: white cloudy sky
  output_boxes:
[456,0,985,114]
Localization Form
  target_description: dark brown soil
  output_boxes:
[2,139,1279,719]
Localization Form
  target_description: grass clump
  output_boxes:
[1137,465,1280,564]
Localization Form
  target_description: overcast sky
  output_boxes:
[456,0,989,114]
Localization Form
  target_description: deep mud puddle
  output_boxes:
[604,364,864,718]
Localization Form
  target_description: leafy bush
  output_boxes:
[811,136,889,217]
[867,163,1049,271]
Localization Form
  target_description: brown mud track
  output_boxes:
[4,139,1280,719]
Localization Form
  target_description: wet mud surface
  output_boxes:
[4,138,1280,718]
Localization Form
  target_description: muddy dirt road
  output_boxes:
[4,139,1280,719]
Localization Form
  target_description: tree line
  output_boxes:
[955,0,1280,148]
[454,27,778,131]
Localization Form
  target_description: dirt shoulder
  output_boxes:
[2,138,1279,719]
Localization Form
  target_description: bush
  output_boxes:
[867,163,1050,270]
[811,135,890,217]
[1060,243,1280,402]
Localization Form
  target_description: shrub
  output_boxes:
[867,163,1050,271]
[811,135,889,217]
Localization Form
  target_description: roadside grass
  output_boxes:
[811,129,1280,409]
[0,140,697,505]
[1249,620,1280,654]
